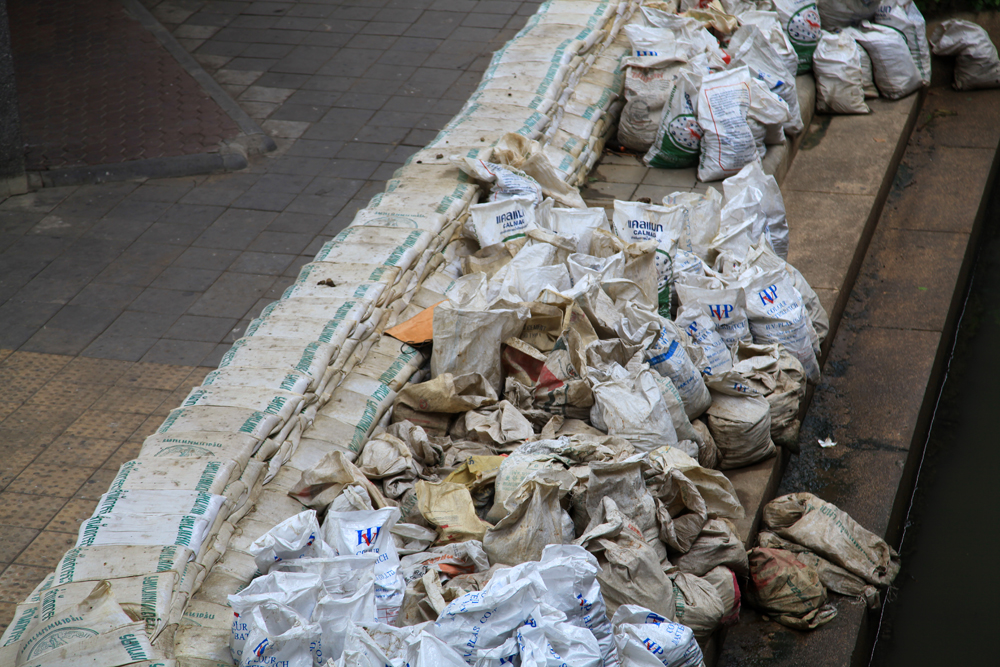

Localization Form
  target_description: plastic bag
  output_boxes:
[930,19,1000,90]
[612,604,704,667]
[762,492,901,586]
[773,0,821,73]
[675,283,751,349]
[645,322,712,419]
[849,22,922,99]
[432,578,535,664]
[484,479,570,565]
[728,23,803,134]
[619,59,688,152]
[229,573,324,663]
[744,267,821,382]
[239,602,319,667]
[674,306,733,375]
[875,0,930,84]
[517,604,603,667]
[485,545,616,667]
[249,510,334,574]
[323,507,406,623]
[432,303,528,393]
[813,30,870,114]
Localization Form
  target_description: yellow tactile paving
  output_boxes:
[0,352,201,633]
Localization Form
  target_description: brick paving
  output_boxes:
[0,0,542,632]
[9,0,241,170]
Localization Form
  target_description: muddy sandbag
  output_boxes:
[746,547,837,630]
[396,373,498,413]
[670,571,727,639]
[432,303,528,393]
[691,419,720,469]
[590,365,679,452]
[792,548,880,607]
[701,565,741,626]
[705,393,776,468]
[586,459,662,558]
[646,446,746,522]
[415,481,492,545]
[450,400,534,448]
[732,342,806,448]
[762,492,900,586]
[483,479,571,565]
[672,518,749,577]
[290,451,389,509]
[577,497,676,620]
[648,467,708,554]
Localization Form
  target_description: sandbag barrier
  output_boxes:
[0,1,648,665]
[0,0,916,665]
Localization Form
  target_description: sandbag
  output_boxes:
[644,322,712,419]
[671,518,749,577]
[576,497,676,621]
[670,572,726,639]
[610,201,682,316]
[674,306,733,375]
[930,19,1000,90]
[470,197,538,247]
[849,22,922,99]
[517,604,602,667]
[732,342,806,447]
[590,365,679,452]
[746,547,837,630]
[416,481,493,545]
[705,393,776,468]
[697,66,757,182]
[762,492,901,586]
[816,0,877,29]
[813,30,870,113]
[773,0,822,73]
[618,59,687,152]
[643,65,704,169]
[676,283,751,349]
[744,267,821,382]
[874,0,930,84]
[432,303,528,394]
[483,479,569,565]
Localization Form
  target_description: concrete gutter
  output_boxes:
[716,84,1000,666]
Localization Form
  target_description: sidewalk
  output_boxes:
[0,0,541,631]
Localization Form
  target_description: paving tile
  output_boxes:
[39,435,122,469]
[46,498,98,534]
[22,382,107,409]
[81,334,160,362]
[16,530,76,568]
[0,527,39,564]
[0,564,51,604]
[67,283,143,311]
[54,356,133,386]
[7,461,96,498]
[74,468,118,501]
[172,247,241,271]
[0,445,43,490]
[229,251,297,276]
[140,339,217,366]
[187,271,276,319]
[164,315,240,343]
[116,362,199,392]
[90,385,173,415]
[125,287,201,317]
[63,409,147,441]
[0,493,66,530]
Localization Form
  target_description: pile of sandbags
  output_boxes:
[746,492,899,629]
